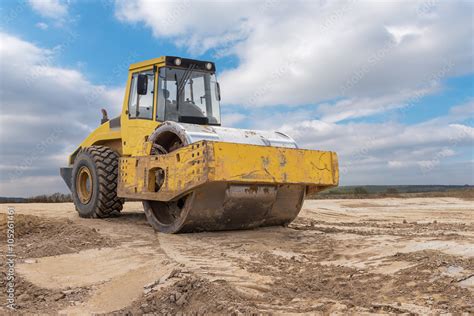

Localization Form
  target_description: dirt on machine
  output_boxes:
[60,56,339,233]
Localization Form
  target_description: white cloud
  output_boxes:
[115,0,473,113]
[221,112,246,127]
[388,161,406,169]
[28,0,68,20]
[115,0,254,55]
[385,25,426,45]
[449,100,474,119]
[315,88,438,123]
[0,32,123,197]
[35,22,49,30]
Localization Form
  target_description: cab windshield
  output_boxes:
[157,67,221,125]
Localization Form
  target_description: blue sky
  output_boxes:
[0,0,473,197]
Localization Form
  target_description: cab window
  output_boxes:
[128,70,154,119]
[156,67,221,125]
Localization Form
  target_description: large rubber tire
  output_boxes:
[71,146,123,218]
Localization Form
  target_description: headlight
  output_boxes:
[174,58,182,66]
[205,62,212,70]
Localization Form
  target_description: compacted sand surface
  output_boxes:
[1,197,473,314]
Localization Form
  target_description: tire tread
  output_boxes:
[75,145,123,218]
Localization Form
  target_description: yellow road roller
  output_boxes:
[60,56,339,233]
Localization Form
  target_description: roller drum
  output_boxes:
[143,183,305,233]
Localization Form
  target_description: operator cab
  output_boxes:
[130,56,222,126]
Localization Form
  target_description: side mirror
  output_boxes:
[137,74,148,95]
[216,82,221,101]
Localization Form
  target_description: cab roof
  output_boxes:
[129,56,166,70]
[129,56,216,72]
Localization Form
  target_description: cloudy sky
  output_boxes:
[0,0,473,197]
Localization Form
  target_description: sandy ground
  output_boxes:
[0,197,473,314]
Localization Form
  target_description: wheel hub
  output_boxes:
[76,166,93,204]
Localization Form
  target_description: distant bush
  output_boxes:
[26,193,72,203]
[385,188,399,194]
[353,187,369,195]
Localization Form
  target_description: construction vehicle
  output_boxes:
[60,56,339,233]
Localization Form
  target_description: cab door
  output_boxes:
[121,67,160,156]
